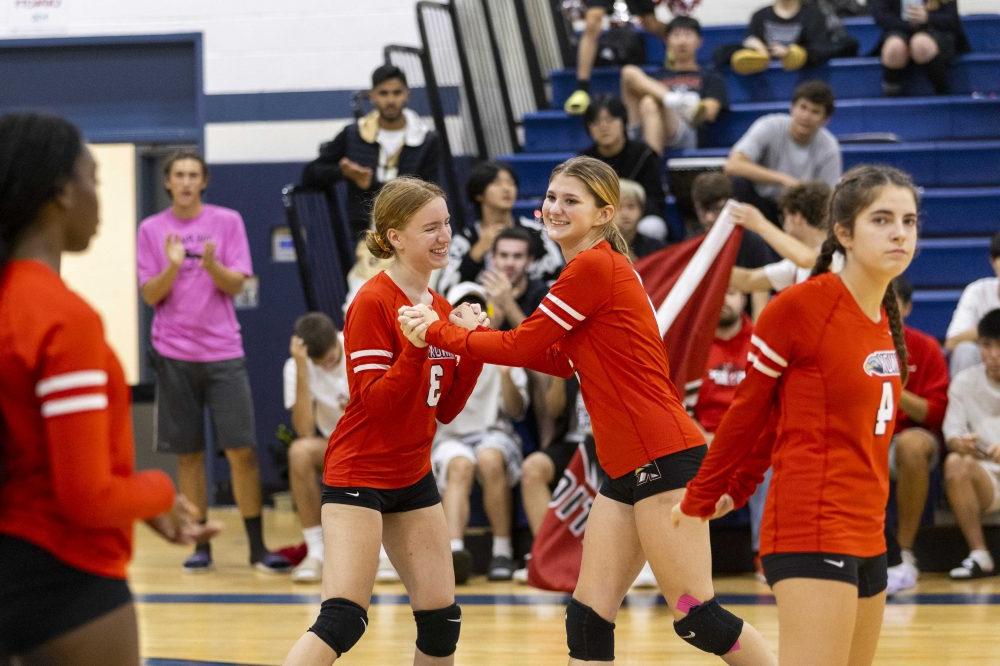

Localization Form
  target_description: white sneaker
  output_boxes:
[631,562,657,589]
[885,560,918,595]
[291,556,323,583]
[512,567,529,583]
[375,553,400,582]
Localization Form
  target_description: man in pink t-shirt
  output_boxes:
[137,151,289,574]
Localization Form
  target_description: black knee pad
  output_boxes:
[308,597,368,656]
[413,603,461,657]
[673,597,743,656]
[566,598,615,662]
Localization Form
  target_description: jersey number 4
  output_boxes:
[874,381,894,436]
[427,364,443,407]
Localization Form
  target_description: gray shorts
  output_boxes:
[888,427,941,480]
[149,349,257,454]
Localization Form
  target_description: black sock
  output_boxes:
[881,65,904,96]
[243,515,267,562]
[924,55,951,95]
[575,79,590,93]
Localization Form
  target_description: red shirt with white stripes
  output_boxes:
[324,272,483,489]
[0,261,175,579]
[691,314,754,434]
[424,241,704,479]
[895,326,949,434]
[681,272,902,558]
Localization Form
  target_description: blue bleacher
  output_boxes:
[503,13,1000,341]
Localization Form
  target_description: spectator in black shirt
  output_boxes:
[618,179,665,260]
[871,0,970,95]
[482,227,548,331]
[730,0,840,75]
[620,16,728,154]
[579,95,668,241]
[301,65,441,238]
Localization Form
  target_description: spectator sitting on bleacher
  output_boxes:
[728,181,837,294]
[945,232,1000,377]
[884,277,950,596]
[729,0,838,75]
[431,282,528,583]
[579,95,668,235]
[437,161,562,294]
[619,16,728,154]
[724,80,841,222]
[870,0,971,96]
[689,172,778,318]
[301,64,441,239]
[480,227,548,331]
[942,309,1000,580]
[618,179,665,260]
[563,0,668,115]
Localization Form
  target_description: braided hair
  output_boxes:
[0,113,83,273]
[811,165,918,383]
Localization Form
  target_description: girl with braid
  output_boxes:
[675,164,919,665]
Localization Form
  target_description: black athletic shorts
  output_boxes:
[600,445,706,506]
[585,0,656,14]
[762,551,888,598]
[322,471,441,514]
[0,535,133,655]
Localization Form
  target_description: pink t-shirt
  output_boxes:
[137,204,253,362]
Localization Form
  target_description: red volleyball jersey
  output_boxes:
[324,272,483,489]
[0,261,175,579]
[682,272,903,558]
[425,241,704,479]
[895,326,948,434]
[693,315,754,434]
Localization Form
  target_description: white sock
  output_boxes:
[492,536,513,559]
[970,549,994,570]
[450,538,464,552]
[303,525,324,561]
[901,549,917,568]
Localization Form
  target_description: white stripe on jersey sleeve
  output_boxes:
[353,363,391,373]
[751,335,788,367]
[36,370,108,397]
[747,353,781,379]
[41,393,109,418]
[350,349,393,361]
[538,303,572,331]
[545,293,585,322]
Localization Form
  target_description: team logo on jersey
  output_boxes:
[427,346,456,360]
[634,461,662,485]
[862,350,901,377]
[707,363,746,387]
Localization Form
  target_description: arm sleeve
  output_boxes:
[869,0,911,34]
[136,223,163,287]
[702,71,729,110]
[747,8,767,41]
[941,379,970,442]
[436,354,485,424]
[636,148,667,219]
[344,293,428,414]
[224,212,254,277]
[425,251,612,375]
[732,116,773,164]
[681,295,796,517]
[41,312,175,528]
[815,135,843,186]
[763,258,797,292]
[283,358,297,410]
[946,282,982,338]
[917,338,950,432]
[301,129,348,188]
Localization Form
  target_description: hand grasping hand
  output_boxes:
[449,302,489,330]
[397,304,439,347]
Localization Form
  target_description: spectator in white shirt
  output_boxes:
[945,232,1000,376]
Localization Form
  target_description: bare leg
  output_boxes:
[20,602,140,666]
[177,451,207,517]
[441,457,474,542]
[944,453,994,552]
[847,592,887,666]
[225,446,264,517]
[894,429,935,550]
[289,437,326,529]
[520,452,555,535]
[477,448,512,541]
[773,578,859,665]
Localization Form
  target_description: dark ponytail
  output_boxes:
[0,113,83,273]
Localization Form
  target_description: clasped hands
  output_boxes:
[397,302,488,348]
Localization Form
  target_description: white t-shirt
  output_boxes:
[943,364,1000,448]
[376,128,406,182]
[946,277,1000,340]
[435,364,528,439]
[763,250,843,292]
[282,335,349,438]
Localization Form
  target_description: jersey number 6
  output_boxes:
[427,364,444,407]
[874,381,894,436]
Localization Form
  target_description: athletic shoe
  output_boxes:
[253,551,292,574]
[886,560,918,595]
[631,562,657,589]
[375,553,401,583]
[487,555,515,581]
[291,556,323,583]
[752,554,767,584]
[949,556,995,580]
[730,49,770,75]
[512,567,529,583]
[782,44,808,71]
[183,550,213,573]
[452,549,473,585]
[564,89,591,115]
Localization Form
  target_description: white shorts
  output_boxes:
[888,427,941,480]
[974,459,1000,514]
[668,118,698,150]
[431,429,523,492]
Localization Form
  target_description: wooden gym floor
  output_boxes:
[133,508,1000,665]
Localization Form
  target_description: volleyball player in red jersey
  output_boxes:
[400,157,774,665]
[675,165,918,665]
[0,113,216,664]
[284,177,483,665]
